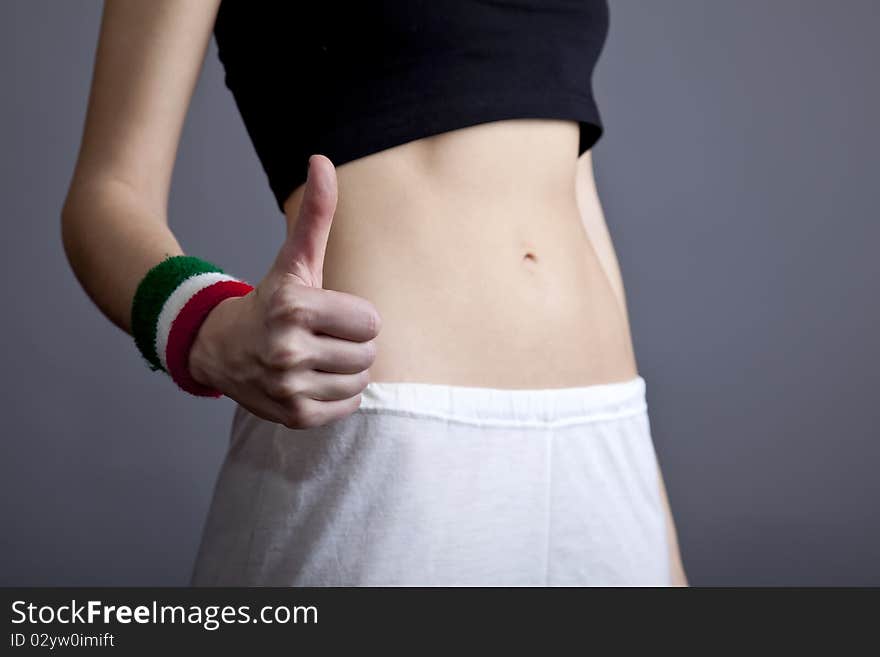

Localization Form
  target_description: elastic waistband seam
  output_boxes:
[354,400,648,429]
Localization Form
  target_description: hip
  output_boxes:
[191,374,670,586]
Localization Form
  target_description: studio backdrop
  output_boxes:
[1,0,877,585]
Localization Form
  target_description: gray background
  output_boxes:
[2,0,877,586]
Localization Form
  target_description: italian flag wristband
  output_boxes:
[131,255,254,398]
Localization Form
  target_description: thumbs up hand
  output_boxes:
[188,154,382,429]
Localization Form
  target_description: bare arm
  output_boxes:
[61,0,222,335]
[575,151,689,586]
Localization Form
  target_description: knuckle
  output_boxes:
[300,189,325,218]
[266,281,295,309]
[289,303,315,327]
[280,397,308,429]
[349,341,376,373]
[358,370,372,389]
[365,308,382,337]
[266,284,311,325]
[362,339,378,365]
[265,373,301,401]
[284,399,322,430]
[264,339,307,370]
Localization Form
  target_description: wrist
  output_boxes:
[165,279,253,397]
[130,255,253,398]
[187,326,214,391]
[187,296,236,391]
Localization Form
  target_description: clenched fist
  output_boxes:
[188,154,382,429]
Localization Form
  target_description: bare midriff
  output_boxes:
[281,118,639,389]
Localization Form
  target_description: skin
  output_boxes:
[61,0,687,586]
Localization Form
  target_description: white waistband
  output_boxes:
[356,375,648,428]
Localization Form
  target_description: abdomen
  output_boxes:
[281,118,638,388]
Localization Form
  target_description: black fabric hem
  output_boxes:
[269,89,603,215]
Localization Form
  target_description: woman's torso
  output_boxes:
[281,118,637,389]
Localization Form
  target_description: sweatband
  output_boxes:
[131,255,254,397]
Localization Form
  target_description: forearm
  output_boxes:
[61,177,184,336]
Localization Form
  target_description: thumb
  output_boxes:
[272,154,337,288]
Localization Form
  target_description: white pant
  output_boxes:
[191,375,670,586]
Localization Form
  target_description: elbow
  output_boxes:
[60,189,81,275]
[59,178,108,279]
[60,184,92,276]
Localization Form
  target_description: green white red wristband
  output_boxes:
[131,255,254,397]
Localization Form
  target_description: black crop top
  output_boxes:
[213,0,610,214]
